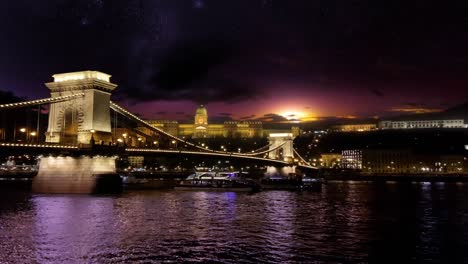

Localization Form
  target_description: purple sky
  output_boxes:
[1,0,467,122]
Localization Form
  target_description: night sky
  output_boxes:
[1,0,467,123]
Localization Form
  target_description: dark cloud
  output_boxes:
[389,103,443,114]
[218,112,232,117]
[369,88,384,97]
[120,35,262,104]
[255,113,288,123]
[2,0,468,117]
[240,114,256,120]
[155,111,168,115]
[175,112,185,115]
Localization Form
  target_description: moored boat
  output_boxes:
[299,176,323,191]
[175,171,260,192]
[260,174,323,191]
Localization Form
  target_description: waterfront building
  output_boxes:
[378,119,466,129]
[332,124,377,132]
[438,155,466,173]
[320,153,342,168]
[361,149,413,174]
[341,149,468,174]
[341,150,363,169]
[342,149,414,173]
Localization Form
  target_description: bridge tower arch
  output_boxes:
[45,71,117,145]
[268,133,296,162]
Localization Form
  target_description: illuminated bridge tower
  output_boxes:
[268,133,296,163]
[45,71,117,145]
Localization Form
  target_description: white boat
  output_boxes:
[175,171,260,192]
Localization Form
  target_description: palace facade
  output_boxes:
[147,105,264,138]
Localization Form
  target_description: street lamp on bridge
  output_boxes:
[19,128,27,142]
[30,131,37,143]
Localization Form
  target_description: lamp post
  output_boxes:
[30,131,37,143]
[90,129,95,146]
[122,133,127,147]
[19,128,27,142]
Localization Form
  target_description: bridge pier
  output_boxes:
[32,156,121,194]
[265,165,297,177]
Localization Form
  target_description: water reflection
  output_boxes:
[33,196,120,262]
[0,183,466,263]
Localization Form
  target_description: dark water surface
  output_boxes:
[0,182,466,263]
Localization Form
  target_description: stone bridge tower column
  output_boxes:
[268,133,296,163]
[45,71,117,145]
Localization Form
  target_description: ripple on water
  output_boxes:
[0,183,467,263]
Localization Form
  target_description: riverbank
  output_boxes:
[324,174,468,182]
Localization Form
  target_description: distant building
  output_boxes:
[438,155,466,173]
[320,153,342,168]
[223,121,264,138]
[146,105,264,138]
[332,124,377,132]
[378,119,466,129]
[147,120,180,137]
[341,150,363,169]
[361,149,413,174]
[194,105,209,138]
[341,149,468,174]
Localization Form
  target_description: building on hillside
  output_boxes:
[147,120,180,137]
[332,124,377,132]
[145,105,268,138]
[378,119,466,129]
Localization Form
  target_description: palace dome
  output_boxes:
[195,105,207,116]
[194,105,208,127]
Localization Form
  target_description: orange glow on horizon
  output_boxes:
[278,109,319,122]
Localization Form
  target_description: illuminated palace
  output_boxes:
[147,105,264,138]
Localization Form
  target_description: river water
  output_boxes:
[0,182,466,263]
